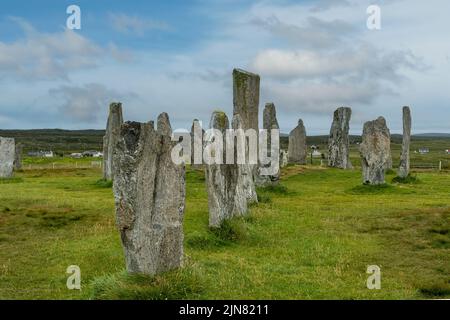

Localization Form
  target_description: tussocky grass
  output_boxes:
[0,164,449,299]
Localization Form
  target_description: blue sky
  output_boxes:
[0,0,449,134]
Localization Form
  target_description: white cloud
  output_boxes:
[0,17,103,81]
[49,83,136,124]
[108,13,170,36]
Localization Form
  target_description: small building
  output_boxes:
[27,151,54,158]
[82,150,103,158]
[418,148,429,154]
[70,153,83,159]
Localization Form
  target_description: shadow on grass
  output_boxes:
[255,184,295,204]
[186,216,252,249]
[419,282,450,299]
[347,183,416,195]
[94,179,113,188]
[392,175,420,184]
[89,266,204,300]
[0,177,24,184]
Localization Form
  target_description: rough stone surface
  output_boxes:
[398,106,412,178]
[205,111,248,228]
[288,119,307,164]
[280,150,288,168]
[112,114,185,275]
[232,114,258,205]
[103,102,124,180]
[232,68,260,133]
[233,68,260,186]
[190,119,204,170]
[14,143,23,170]
[0,137,15,178]
[360,117,392,185]
[256,103,280,186]
[328,107,352,169]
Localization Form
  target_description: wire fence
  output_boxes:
[21,161,103,170]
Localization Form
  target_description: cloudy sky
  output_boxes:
[0,0,449,134]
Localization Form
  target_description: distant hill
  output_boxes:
[1,129,449,154]
[413,133,450,138]
[0,129,105,154]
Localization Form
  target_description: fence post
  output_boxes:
[439,161,442,171]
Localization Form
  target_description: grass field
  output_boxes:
[1,161,449,300]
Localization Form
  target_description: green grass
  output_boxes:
[0,164,449,300]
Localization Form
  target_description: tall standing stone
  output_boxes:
[0,137,15,178]
[233,68,260,188]
[232,114,257,205]
[256,103,280,186]
[103,102,123,180]
[233,69,260,134]
[288,119,307,164]
[14,143,23,170]
[112,113,185,275]
[205,111,248,228]
[190,119,204,170]
[398,106,412,178]
[360,117,392,185]
[328,107,352,169]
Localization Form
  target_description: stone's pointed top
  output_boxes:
[109,102,122,112]
[264,102,276,112]
[334,106,352,116]
[298,119,304,127]
[375,116,387,125]
[233,68,260,78]
[210,110,229,130]
[157,112,172,136]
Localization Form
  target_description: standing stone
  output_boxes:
[190,119,204,170]
[205,111,248,228]
[360,117,392,185]
[328,107,352,169]
[103,102,124,180]
[280,150,288,168]
[256,103,280,186]
[14,143,23,170]
[288,119,307,164]
[398,106,412,178]
[112,113,185,275]
[233,69,260,134]
[233,68,260,188]
[232,114,257,205]
[0,137,15,178]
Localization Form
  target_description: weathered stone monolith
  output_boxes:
[256,103,280,186]
[328,107,352,169]
[288,119,307,164]
[398,106,412,178]
[190,119,204,170]
[0,137,15,178]
[232,114,257,205]
[233,68,260,185]
[112,113,185,275]
[205,111,248,228]
[360,117,392,185]
[280,150,288,168]
[103,102,123,180]
[233,69,260,133]
[14,143,23,170]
